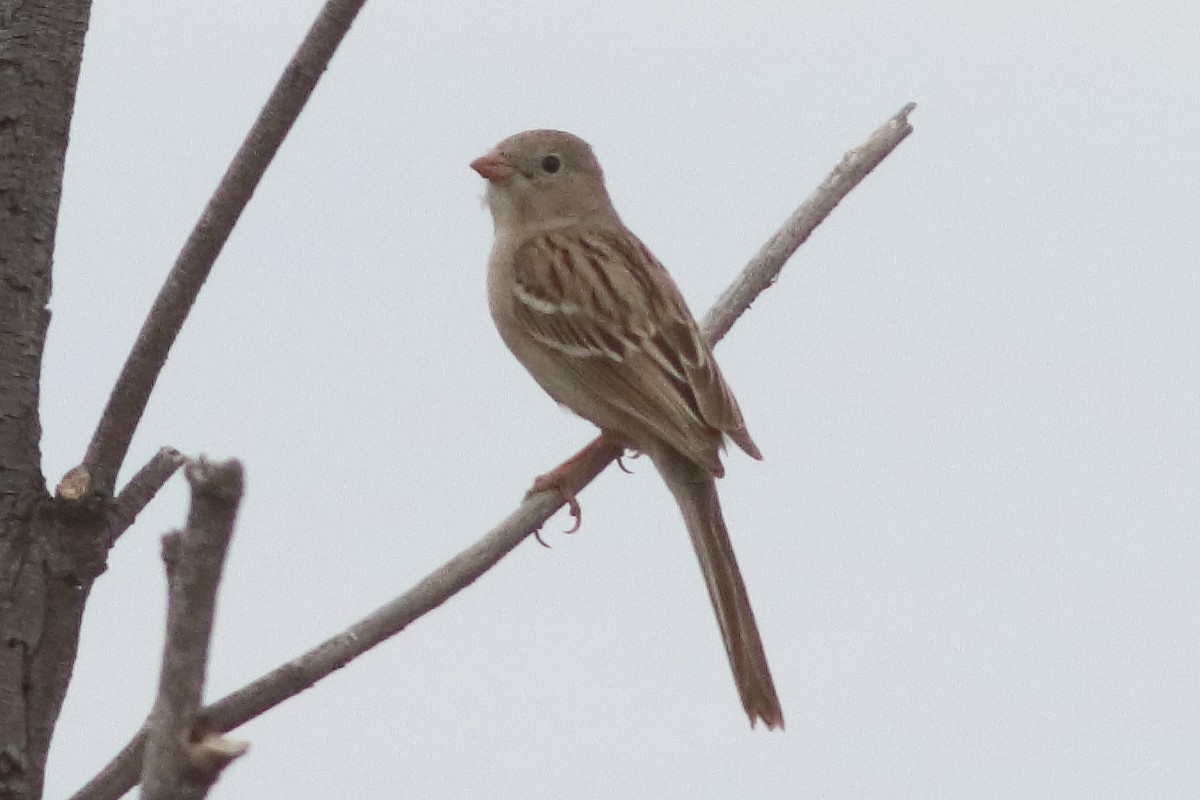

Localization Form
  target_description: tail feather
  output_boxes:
[652,446,784,729]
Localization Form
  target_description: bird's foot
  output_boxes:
[527,469,584,544]
[525,435,623,544]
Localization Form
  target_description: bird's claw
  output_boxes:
[527,470,584,541]
[617,449,643,474]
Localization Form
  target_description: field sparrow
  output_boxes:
[473,130,783,729]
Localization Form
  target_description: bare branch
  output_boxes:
[71,441,617,800]
[70,104,915,800]
[109,448,187,539]
[79,0,370,496]
[140,459,247,800]
[702,102,916,344]
[71,729,150,800]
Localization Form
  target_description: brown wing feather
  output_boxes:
[509,227,758,473]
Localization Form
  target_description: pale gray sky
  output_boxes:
[43,1,1199,797]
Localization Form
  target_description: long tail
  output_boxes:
[652,446,784,729]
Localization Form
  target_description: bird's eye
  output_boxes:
[540,154,562,174]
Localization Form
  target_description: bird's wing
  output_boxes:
[509,226,759,472]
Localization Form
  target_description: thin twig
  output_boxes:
[109,448,186,538]
[78,0,370,496]
[140,459,248,800]
[70,104,916,800]
[74,731,149,800]
[702,102,916,344]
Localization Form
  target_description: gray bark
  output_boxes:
[0,4,96,800]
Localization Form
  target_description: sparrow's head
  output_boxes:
[471,130,617,231]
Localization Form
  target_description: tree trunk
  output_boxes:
[0,3,95,799]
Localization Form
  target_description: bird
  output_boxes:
[472,129,783,729]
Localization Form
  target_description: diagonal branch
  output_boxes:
[69,103,915,800]
[78,0,370,496]
[702,102,917,344]
[108,447,187,539]
[141,459,248,800]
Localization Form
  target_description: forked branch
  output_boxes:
[141,459,248,800]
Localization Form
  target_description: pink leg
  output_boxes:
[526,434,624,536]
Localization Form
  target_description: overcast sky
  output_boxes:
[41,1,1199,798]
